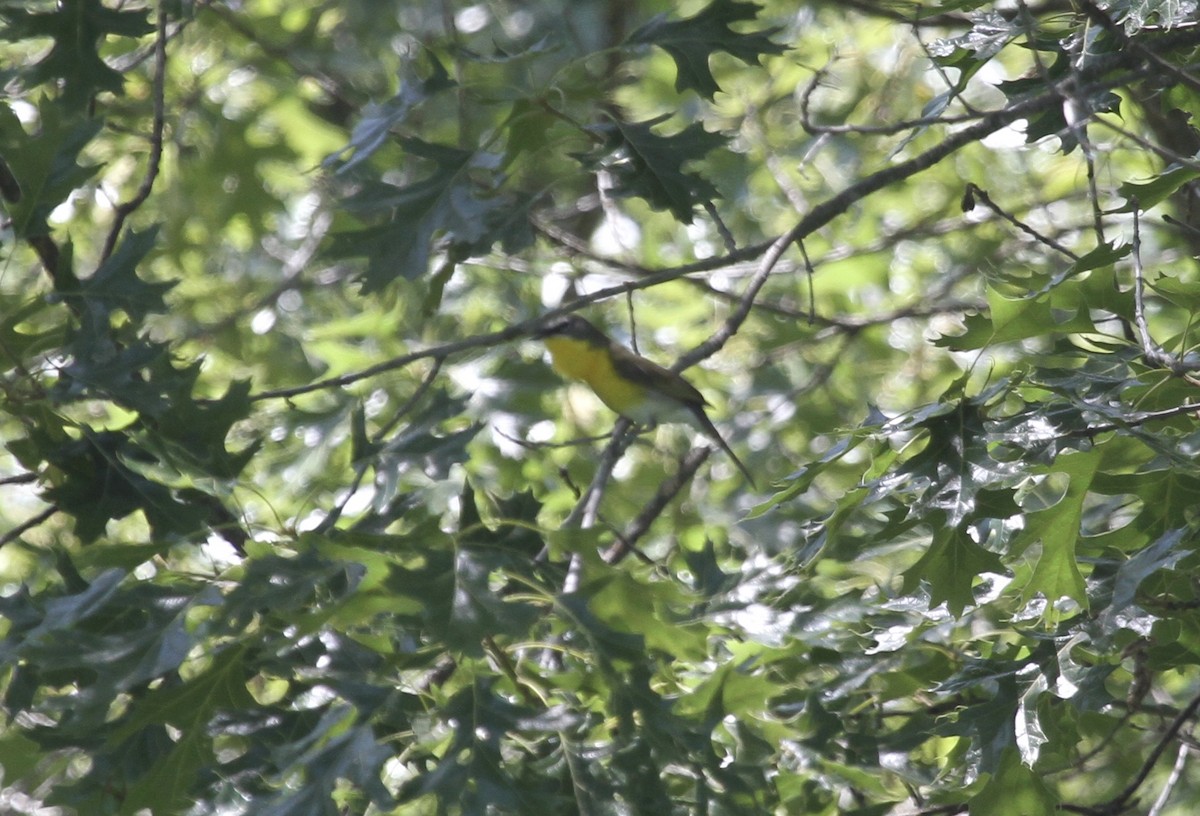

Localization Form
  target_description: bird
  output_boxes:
[533,313,755,486]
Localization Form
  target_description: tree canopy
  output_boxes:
[4,0,1200,814]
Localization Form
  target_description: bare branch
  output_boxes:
[1147,744,1190,816]
[1071,401,1200,436]
[1089,691,1200,815]
[1131,204,1200,374]
[99,0,168,263]
[603,446,710,564]
[565,418,634,531]
[0,506,58,549]
[963,183,1080,260]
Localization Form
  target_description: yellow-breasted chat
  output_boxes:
[534,314,755,486]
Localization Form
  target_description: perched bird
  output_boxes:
[534,314,755,486]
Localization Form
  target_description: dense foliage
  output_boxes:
[4,0,1200,813]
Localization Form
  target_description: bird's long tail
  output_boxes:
[688,406,756,489]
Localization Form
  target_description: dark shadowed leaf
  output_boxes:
[625,0,785,98]
[579,115,726,222]
[0,0,153,108]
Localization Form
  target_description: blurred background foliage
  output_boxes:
[4,0,1200,813]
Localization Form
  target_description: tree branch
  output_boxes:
[1086,691,1200,815]
[99,0,168,263]
[251,61,1162,404]
[603,446,710,564]
[0,506,58,549]
[1130,204,1200,375]
[963,183,1080,261]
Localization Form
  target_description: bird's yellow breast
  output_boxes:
[543,335,647,417]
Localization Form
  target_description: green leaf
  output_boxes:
[0,99,101,237]
[939,671,1020,773]
[40,430,209,542]
[446,548,541,656]
[328,52,454,173]
[1114,163,1200,212]
[76,226,174,321]
[934,287,1095,351]
[581,114,726,223]
[11,568,125,641]
[1029,241,1131,298]
[903,525,1005,616]
[1104,528,1188,620]
[328,139,528,292]
[557,592,647,664]
[265,711,395,813]
[217,549,361,634]
[1012,448,1102,608]
[625,0,785,98]
[0,0,154,109]
[150,378,258,477]
[118,727,211,816]
[968,747,1057,816]
[0,731,43,785]
[588,571,708,659]
[106,645,255,747]
[374,389,481,478]
[53,334,170,407]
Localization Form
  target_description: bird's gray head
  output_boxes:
[533,314,609,345]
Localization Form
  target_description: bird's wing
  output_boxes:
[608,342,709,407]
[609,341,755,487]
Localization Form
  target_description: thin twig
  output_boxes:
[0,155,20,202]
[1092,118,1200,173]
[914,23,980,117]
[702,200,737,254]
[1131,203,1197,373]
[374,358,444,440]
[203,1,357,120]
[603,446,710,564]
[0,506,58,549]
[963,183,1080,260]
[798,239,815,323]
[1163,213,1200,240]
[799,60,985,137]
[100,0,168,263]
[1089,690,1200,815]
[494,427,621,451]
[625,291,640,355]
[1146,743,1190,816]
[566,418,634,531]
[251,251,763,402]
[186,210,334,342]
[1084,132,1106,245]
[833,0,975,27]
[914,804,966,816]
[313,360,445,534]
